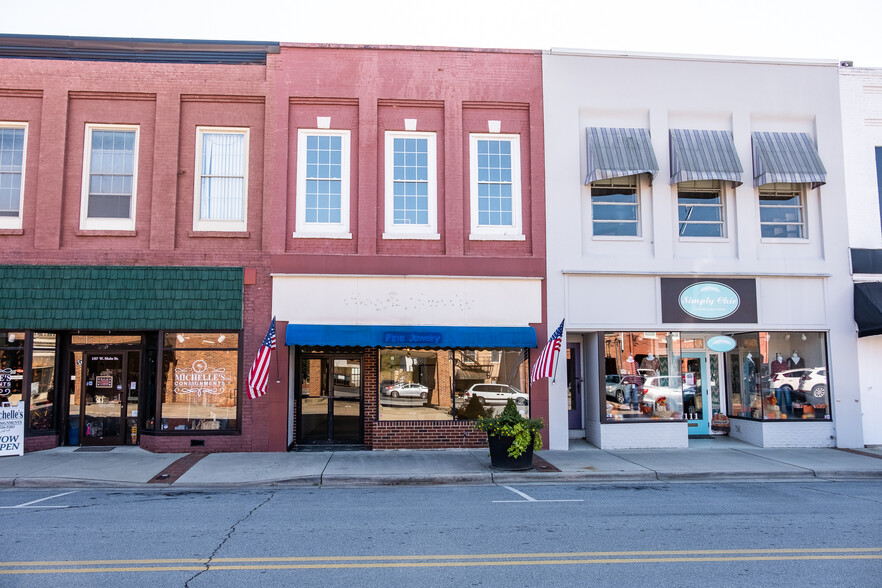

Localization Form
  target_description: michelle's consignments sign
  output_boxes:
[0,402,25,457]
[661,278,757,323]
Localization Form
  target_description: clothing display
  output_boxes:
[640,355,661,375]
[770,356,788,378]
[787,354,804,370]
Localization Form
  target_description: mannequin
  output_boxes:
[640,353,661,376]
[623,355,641,410]
[772,353,790,413]
[787,351,804,370]
[770,353,787,378]
[744,352,757,388]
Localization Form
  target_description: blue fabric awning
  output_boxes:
[752,132,827,189]
[285,324,538,348]
[585,127,659,184]
[670,129,743,186]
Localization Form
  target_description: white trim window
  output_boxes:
[294,129,351,238]
[383,131,439,239]
[0,122,27,229]
[758,182,806,239]
[80,124,139,231]
[590,175,640,237]
[469,134,523,240]
[193,127,249,232]
[677,180,725,239]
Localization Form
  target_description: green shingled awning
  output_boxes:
[0,265,242,331]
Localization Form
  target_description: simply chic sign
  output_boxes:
[661,278,757,323]
[0,402,25,457]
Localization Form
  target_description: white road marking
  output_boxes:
[0,491,77,509]
[493,485,583,503]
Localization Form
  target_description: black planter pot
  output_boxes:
[487,433,534,470]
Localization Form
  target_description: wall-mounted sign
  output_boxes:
[174,359,230,398]
[383,331,443,346]
[0,402,24,457]
[661,278,757,323]
[707,335,737,352]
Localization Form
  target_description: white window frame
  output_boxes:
[468,133,523,240]
[590,175,641,239]
[758,182,807,241]
[294,129,351,238]
[677,180,728,240]
[0,121,27,230]
[383,130,439,240]
[80,123,140,231]
[193,126,249,232]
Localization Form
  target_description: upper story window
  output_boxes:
[383,131,438,239]
[80,124,139,231]
[591,176,639,237]
[194,127,249,232]
[0,123,27,229]
[678,180,725,238]
[295,129,351,238]
[759,182,805,239]
[469,134,523,240]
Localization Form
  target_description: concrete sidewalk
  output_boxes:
[2,438,882,488]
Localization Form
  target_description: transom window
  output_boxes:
[678,180,725,238]
[80,124,139,231]
[383,131,438,239]
[194,127,248,232]
[0,123,26,229]
[591,176,639,237]
[469,134,523,239]
[759,183,805,239]
[295,129,351,237]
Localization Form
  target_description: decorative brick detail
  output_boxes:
[371,421,488,449]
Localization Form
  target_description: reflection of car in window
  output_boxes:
[461,383,528,406]
[639,376,695,413]
[382,382,429,399]
[605,374,627,404]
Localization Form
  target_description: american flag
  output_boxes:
[530,319,564,383]
[247,317,277,399]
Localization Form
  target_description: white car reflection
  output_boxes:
[461,383,528,406]
[382,382,429,399]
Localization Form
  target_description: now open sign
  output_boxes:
[0,402,25,457]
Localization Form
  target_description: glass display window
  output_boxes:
[602,332,682,421]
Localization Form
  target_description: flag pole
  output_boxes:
[274,317,280,384]
[550,322,564,384]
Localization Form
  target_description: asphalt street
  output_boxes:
[1,480,880,587]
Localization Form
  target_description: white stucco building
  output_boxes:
[543,49,861,450]
[841,65,882,447]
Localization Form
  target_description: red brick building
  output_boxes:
[0,36,547,452]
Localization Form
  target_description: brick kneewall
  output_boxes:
[140,435,245,453]
[25,435,59,452]
[371,421,489,449]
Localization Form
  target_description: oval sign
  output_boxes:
[706,335,737,352]
[678,282,741,320]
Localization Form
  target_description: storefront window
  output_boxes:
[603,332,682,421]
[727,331,829,421]
[453,349,529,420]
[160,333,239,432]
[29,333,56,431]
[0,332,25,406]
[379,349,452,421]
[377,348,530,421]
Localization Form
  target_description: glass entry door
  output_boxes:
[682,352,710,436]
[81,352,139,446]
[298,356,362,445]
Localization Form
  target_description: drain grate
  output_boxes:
[74,447,115,452]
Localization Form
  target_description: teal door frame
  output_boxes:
[682,351,710,436]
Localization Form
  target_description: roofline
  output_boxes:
[278,41,540,55]
[548,46,842,67]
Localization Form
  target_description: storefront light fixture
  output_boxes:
[801,333,807,341]
[217,335,226,343]
[785,333,791,340]
[7,333,14,342]
[177,334,185,343]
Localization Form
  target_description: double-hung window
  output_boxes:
[383,131,438,239]
[678,180,725,238]
[0,123,27,229]
[80,124,139,231]
[591,176,639,237]
[295,129,350,237]
[194,127,249,232]
[469,134,523,239]
[758,183,805,239]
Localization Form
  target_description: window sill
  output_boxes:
[468,233,525,241]
[678,236,731,243]
[382,232,441,240]
[188,230,251,238]
[592,235,643,242]
[0,228,24,236]
[74,229,137,237]
[292,231,353,240]
[760,237,809,244]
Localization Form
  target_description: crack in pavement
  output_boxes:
[184,490,276,587]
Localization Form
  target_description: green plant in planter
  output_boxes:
[473,398,544,458]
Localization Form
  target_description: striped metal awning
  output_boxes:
[752,132,827,189]
[670,129,743,186]
[585,127,659,184]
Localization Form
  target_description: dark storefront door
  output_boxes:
[298,356,362,445]
[566,343,583,430]
[80,352,139,446]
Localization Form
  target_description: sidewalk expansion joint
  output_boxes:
[532,455,561,472]
[835,448,882,461]
[148,452,208,484]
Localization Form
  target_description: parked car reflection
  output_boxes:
[460,383,527,406]
[639,375,695,414]
[382,382,429,399]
